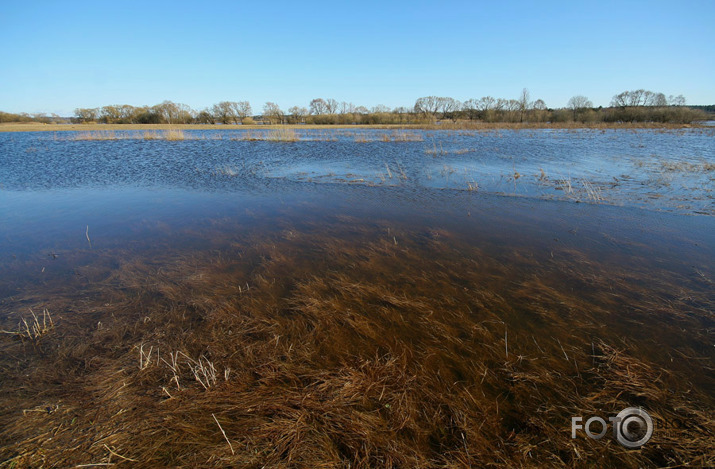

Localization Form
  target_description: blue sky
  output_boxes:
[1,0,713,116]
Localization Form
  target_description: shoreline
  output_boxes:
[0,121,708,132]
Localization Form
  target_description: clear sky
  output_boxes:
[1,0,713,116]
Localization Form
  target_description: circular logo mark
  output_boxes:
[614,407,653,448]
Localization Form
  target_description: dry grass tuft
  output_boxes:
[73,130,119,141]
[267,127,299,142]
[70,129,187,141]
[391,130,423,141]
[165,129,185,141]
[1,309,54,341]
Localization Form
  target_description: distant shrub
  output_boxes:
[603,106,705,123]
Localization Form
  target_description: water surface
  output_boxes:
[0,129,713,467]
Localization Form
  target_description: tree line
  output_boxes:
[1,89,708,125]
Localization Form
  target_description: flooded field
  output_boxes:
[0,129,713,467]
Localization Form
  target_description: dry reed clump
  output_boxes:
[142,129,185,140]
[0,218,712,467]
[229,130,260,141]
[267,127,300,142]
[69,129,187,141]
[73,130,120,140]
[374,130,425,142]
[659,160,715,173]
[425,138,446,155]
[309,130,338,142]
[229,128,300,142]
[353,133,374,143]
[390,130,423,141]
[165,129,185,141]
[0,309,54,341]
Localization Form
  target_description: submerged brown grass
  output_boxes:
[0,217,712,467]
[0,309,54,341]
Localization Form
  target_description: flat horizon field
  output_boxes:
[1,121,710,132]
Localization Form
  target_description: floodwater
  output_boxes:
[0,129,713,467]
[3,128,713,213]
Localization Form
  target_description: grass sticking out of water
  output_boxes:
[74,130,119,140]
[0,309,54,341]
[165,129,185,141]
[267,127,299,142]
[72,130,187,141]
[391,130,423,142]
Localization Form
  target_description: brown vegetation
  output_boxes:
[0,214,712,467]
[1,89,709,129]
[66,129,186,141]
[0,121,707,134]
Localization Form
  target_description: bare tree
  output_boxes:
[211,102,232,124]
[462,99,480,120]
[154,101,194,124]
[230,101,252,122]
[532,99,547,110]
[611,91,628,107]
[309,98,328,115]
[568,95,592,110]
[288,106,308,122]
[263,102,284,124]
[99,104,137,123]
[177,103,195,123]
[612,89,646,107]
[155,101,176,124]
[567,95,592,120]
[629,89,646,106]
[649,92,668,107]
[437,97,460,119]
[612,89,671,108]
[325,99,339,114]
[505,99,520,112]
[339,102,355,114]
[668,94,686,106]
[208,101,251,124]
[196,109,215,124]
[74,107,99,123]
[518,88,531,122]
[414,96,440,116]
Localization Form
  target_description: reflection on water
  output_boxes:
[0,130,713,467]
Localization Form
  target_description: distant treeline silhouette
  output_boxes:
[1,89,709,125]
